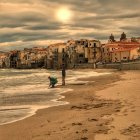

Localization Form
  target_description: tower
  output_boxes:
[109,34,115,42]
[120,32,126,41]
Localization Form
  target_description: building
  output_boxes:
[66,40,77,68]
[9,51,19,68]
[0,53,10,68]
[18,47,47,68]
[45,43,68,69]
[1,33,139,69]
[102,38,140,63]
[66,39,102,68]
[111,46,140,62]
[87,40,102,64]
[120,32,127,41]
[109,34,115,42]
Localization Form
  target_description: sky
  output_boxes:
[0,0,140,51]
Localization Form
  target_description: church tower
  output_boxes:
[109,34,115,42]
[120,32,126,41]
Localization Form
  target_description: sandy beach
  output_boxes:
[0,69,140,140]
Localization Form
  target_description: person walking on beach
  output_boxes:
[62,64,66,86]
[48,76,58,88]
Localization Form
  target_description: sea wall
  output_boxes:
[97,61,140,70]
[72,63,95,69]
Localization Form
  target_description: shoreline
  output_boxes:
[0,69,139,140]
[0,69,111,126]
[0,88,72,126]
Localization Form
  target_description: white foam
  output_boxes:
[0,88,73,126]
[0,69,111,126]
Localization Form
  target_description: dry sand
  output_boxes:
[0,69,139,140]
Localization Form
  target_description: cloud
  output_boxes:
[24,23,62,30]
[120,26,140,37]
[0,0,140,51]
[0,30,70,43]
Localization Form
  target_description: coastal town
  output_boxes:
[1,0,140,139]
[0,32,140,69]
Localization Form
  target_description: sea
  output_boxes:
[0,69,110,125]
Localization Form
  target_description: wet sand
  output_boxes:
[0,69,140,140]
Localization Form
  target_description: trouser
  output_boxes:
[50,82,56,88]
[51,84,55,88]
[62,76,65,86]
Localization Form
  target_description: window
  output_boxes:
[123,57,127,59]
[81,41,84,45]
[79,54,84,57]
[85,43,88,48]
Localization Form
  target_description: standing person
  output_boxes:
[62,64,66,86]
[48,76,58,88]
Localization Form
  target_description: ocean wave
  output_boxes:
[0,88,72,125]
[0,69,111,126]
[0,72,50,80]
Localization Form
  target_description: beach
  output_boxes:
[0,69,140,140]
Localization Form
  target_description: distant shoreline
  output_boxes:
[1,60,140,70]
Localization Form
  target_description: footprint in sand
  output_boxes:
[120,124,140,137]
[72,122,82,126]
[75,131,79,134]
[115,109,120,112]
[82,129,88,133]
[88,118,98,122]
[81,137,88,140]
[131,110,136,112]
[110,125,115,129]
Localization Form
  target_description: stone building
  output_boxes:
[9,51,20,68]
[87,40,102,64]
[66,40,78,68]
[52,43,68,69]
[16,47,48,69]
[0,53,10,68]
[45,45,55,69]
[45,43,68,69]
[102,38,140,63]
[111,44,140,63]
[66,39,102,67]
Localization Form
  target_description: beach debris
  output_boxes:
[47,120,50,123]
[71,102,114,110]
[81,137,88,140]
[120,124,140,137]
[75,131,79,134]
[94,128,110,134]
[60,126,67,131]
[82,129,88,133]
[131,110,136,112]
[115,109,120,112]
[40,124,45,127]
[32,134,41,138]
[88,118,98,122]
[72,122,82,126]
[45,133,51,136]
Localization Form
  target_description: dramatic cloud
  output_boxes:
[0,0,140,51]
